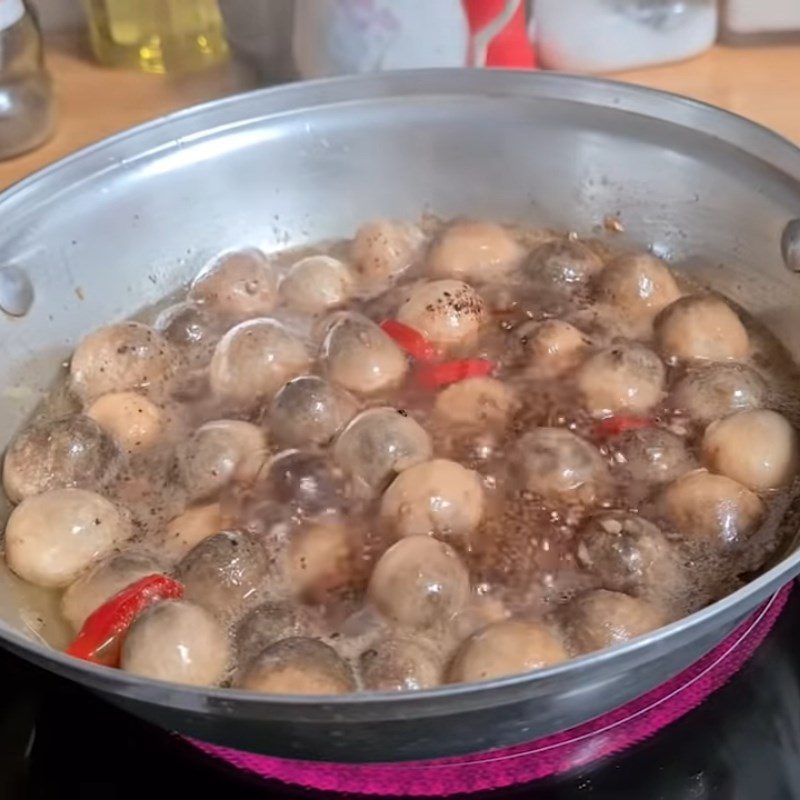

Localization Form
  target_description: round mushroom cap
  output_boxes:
[609,427,695,485]
[562,589,667,654]
[235,601,324,665]
[5,489,131,588]
[659,469,764,546]
[238,637,356,695]
[360,636,442,691]
[447,620,567,683]
[189,249,278,320]
[87,392,164,454]
[433,376,517,429]
[575,512,681,597]
[121,600,230,686]
[2,415,120,504]
[209,318,310,408]
[279,255,354,314]
[396,280,486,349]
[351,219,423,283]
[524,239,604,291]
[428,220,524,283]
[380,458,485,542]
[154,301,221,368]
[576,342,666,416]
[368,535,470,629]
[515,319,588,377]
[701,409,799,491]
[655,295,750,362]
[287,520,358,602]
[515,428,607,505]
[70,322,176,403]
[61,551,163,630]
[670,364,767,424]
[595,253,681,326]
[334,407,433,492]
[269,375,357,448]
[322,313,408,395]
[176,530,269,618]
[160,503,223,563]
[261,449,346,516]
[178,420,267,502]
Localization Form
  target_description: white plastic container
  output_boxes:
[534,0,718,73]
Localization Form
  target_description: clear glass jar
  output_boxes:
[0,0,54,161]
[534,0,719,72]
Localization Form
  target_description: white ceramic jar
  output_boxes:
[292,0,470,79]
[291,0,528,79]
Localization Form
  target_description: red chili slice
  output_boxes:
[593,415,654,439]
[415,358,495,389]
[66,574,184,667]
[380,319,440,362]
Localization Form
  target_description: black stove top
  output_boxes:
[3,590,800,800]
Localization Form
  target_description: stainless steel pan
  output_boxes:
[2,70,800,763]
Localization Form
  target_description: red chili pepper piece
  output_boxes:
[66,574,184,667]
[415,358,495,389]
[593,416,654,439]
[380,320,439,362]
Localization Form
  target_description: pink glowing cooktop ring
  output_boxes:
[185,583,790,797]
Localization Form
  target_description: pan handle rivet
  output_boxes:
[781,219,800,273]
[0,266,34,317]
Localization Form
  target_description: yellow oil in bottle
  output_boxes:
[84,0,228,74]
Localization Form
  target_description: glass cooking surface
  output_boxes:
[1,583,799,799]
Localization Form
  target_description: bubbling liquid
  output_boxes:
[2,216,800,694]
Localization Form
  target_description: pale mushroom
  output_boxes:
[595,253,681,328]
[447,620,566,683]
[189,249,278,320]
[433,376,517,428]
[368,535,470,628]
[2,415,120,504]
[562,589,667,654]
[351,219,423,283]
[322,313,408,395]
[701,409,799,491]
[380,458,485,542]
[238,637,356,695]
[655,295,749,362]
[576,343,666,416]
[121,600,230,686]
[70,322,176,403]
[515,428,607,505]
[209,318,310,408]
[5,488,131,588]
[396,280,486,350]
[428,220,524,283]
[87,392,164,454]
[334,407,432,492]
[279,255,354,314]
[659,469,764,546]
[177,420,266,502]
[269,375,357,447]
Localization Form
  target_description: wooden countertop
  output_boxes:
[0,35,256,191]
[3,36,800,191]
